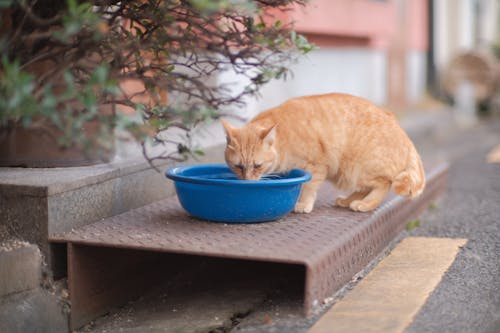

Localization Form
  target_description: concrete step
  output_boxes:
[0,145,224,271]
[0,240,42,297]
[0,288,68,333]
[0,239,69,333]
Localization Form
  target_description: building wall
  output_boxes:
[219,48,386,121]
[407,50,427,104]
[289,0,396,49]
[433,0,499,76]
[232,0,430,119]
[186,1,432,149]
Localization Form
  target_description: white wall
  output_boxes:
[434,0,498,73]
[221,47,388,120]
[434,0,451,71]
[477,0,499,47]
[406,50,427,104]
[457,0,476,50]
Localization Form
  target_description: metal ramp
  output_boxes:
[50,163,448,330]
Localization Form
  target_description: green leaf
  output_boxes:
[255,22,266,30]
[0,0,12,9]
[406,219,421,231]
[63,71,75,90]
[104,82,122,96]
[149,118,170,130]
[41,92,57,112]
[93,65,109,84]
[81,92,98,114]
[193,149,205,156]
[428,202,438,211]
[65,21,82,36]
[66,0,77,11]
[21,116,32,128]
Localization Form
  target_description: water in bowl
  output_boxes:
[194,172,287,181]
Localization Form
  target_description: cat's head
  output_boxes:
[221,120,277,180]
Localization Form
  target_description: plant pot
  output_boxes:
[0,123,115,168]
[0,53,117,168]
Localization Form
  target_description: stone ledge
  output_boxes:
[0,288,68,333]
[0,241,42,297]
[0,145,225,197]
[0,145,225,262]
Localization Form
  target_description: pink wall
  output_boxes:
[280,0,428,51]
[290,0,396,49]
[405,0,428,51]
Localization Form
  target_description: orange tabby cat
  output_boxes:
[222,93,425,213]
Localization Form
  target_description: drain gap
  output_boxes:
[208,310,253,333]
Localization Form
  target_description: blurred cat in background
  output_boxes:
[222,93,425,213]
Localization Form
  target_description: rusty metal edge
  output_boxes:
[52,238,307,266]
[303,163,448,314]
[68,243,185,330]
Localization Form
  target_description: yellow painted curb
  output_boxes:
[309,237,467,333]
[487,144,500,163]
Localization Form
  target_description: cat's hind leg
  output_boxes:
[336,191,369,208]
[349,182,391,212]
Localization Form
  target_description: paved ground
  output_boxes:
[81,111,500,333]
[405,119,500,333]
[309,237,468,333]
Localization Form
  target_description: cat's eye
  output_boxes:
[254,163,262,169]
[234,163,244,170]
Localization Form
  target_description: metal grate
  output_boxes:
[51,163,448,330]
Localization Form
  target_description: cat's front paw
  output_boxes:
[349,200,373,212]
[294,201,314,213]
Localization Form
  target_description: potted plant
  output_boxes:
[0,0,313,167]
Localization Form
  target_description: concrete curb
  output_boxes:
[0,289,68,333]
[0,241,42,297]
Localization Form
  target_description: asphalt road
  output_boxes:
[404,118,500,333]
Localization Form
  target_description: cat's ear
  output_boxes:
[259,124,277,145]
[221,119,237,148]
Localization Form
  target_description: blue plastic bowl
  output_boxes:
[165,164,311,223]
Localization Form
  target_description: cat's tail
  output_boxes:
[392,147,426,199]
